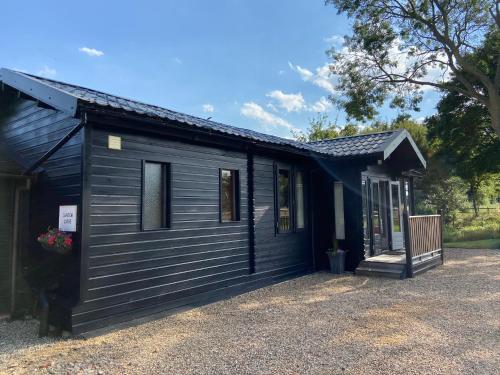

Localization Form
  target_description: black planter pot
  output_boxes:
[327,249,346,274]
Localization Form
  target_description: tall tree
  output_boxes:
[427,82,500,214]
[326,0,500,137]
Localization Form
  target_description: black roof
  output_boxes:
[0,68,426,167]
[310,130,400,157]
[4,70,321,155]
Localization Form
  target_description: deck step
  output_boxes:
[412,256,442,276]
[355,261,407,279]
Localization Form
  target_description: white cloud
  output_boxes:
[309,97,333,112]
[202,104,215,113]
[288,62,314,81]
[289,62,336,94]
[79,47,104,57]
[173,57,182,64]
[266,103,279,112]
[324,34,345,47]
[266,90,306,113]
[38,66,56,77]
[312,64,336,93]
[241,102,298,131]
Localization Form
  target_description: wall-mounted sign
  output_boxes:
[59,205,78,232]
[108,135,122,150]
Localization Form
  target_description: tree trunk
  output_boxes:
[470,183,479,217]
[488,94,500,139]
[472,194,478,216]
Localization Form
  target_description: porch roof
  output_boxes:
[309,130,426,168]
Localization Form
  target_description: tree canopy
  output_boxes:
[326,0,500,137]
[426,79,500,212]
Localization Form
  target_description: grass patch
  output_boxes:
[444,210,500,242]
[444,238,500,249]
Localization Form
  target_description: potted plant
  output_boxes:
[326,237,346,274]
[37,228,73,255]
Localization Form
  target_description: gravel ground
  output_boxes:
[1,248,499,375]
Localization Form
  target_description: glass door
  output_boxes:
[390,182,404,250]
[370,180,382,255]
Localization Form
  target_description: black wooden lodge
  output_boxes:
[0,68,443,335]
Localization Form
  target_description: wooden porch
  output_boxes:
[356,213,444,279]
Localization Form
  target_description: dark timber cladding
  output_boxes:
[0,178,15,312]
[0,96,82,199]
[253,156,310,276]
[72,127,250,332]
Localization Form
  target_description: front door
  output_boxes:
[390,182,404,250]
[369,179,392,255]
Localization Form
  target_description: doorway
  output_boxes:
[370,179,390,255]
[390,182,404,250]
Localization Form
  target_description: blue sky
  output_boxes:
[1,0,441,138]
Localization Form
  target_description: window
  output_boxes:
[371,182,381,235]
[391,184,401,232]
[295,171,305,229]
[334,182,345,239]
[142,161,171,230]
[275,167,307,233]
[278,169,291,232]
[220,169,240,222]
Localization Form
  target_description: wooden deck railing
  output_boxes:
[403,212,444,278]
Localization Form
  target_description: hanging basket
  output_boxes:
[37,228,73,255]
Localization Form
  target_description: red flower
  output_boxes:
[47,236,55,246]
[64,237,72,246]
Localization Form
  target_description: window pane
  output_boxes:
[391,184,401,232]
[221,169,236,221]
[372,182,380,235]
[362,180,370,239]
[334,182,345,239]
[278,169,290,231]
[295,171,305,229]
[144,162,164,230]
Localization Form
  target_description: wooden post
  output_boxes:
[403,211,413,278]
[438,209,444,265]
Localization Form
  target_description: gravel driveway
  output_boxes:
[1,248,499,375]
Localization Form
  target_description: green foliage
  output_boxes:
[294,114,361,142]
[426,73,500,213]
[418,173,469,224]
[338,123,359,137]
[478,175,500,205]
[444,238,500,249]
[444,210,500,242]
[293,114,339,142]
[325,0,500,136]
